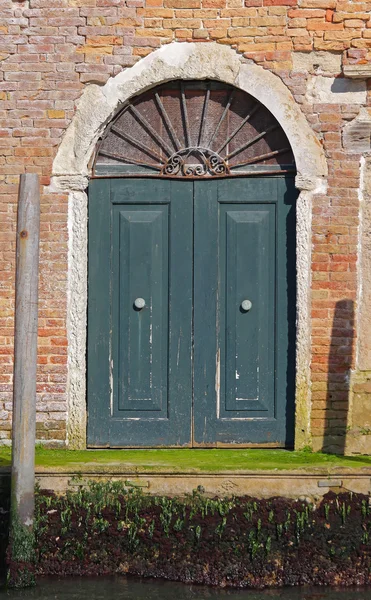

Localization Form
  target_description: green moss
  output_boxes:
[9,519,34,564]
[7,515,36,588]
[1,447,371,472]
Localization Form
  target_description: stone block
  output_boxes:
[318,479,342,487]
[352,395,371,429]
[292,50,342,74]
[306,75,367,104]
[343,116,371,154]
[346,434,371,455]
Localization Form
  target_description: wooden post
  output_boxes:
[8,174,40,587]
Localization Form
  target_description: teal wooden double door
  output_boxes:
[87,177,297,447]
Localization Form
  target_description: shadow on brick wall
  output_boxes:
[322,299,355,455]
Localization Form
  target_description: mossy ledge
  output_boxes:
[1,448,371,472]
[9,481,371,588]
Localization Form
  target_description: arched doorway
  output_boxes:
[87,80,297,448]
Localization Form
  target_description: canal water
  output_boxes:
[0,578,370,599]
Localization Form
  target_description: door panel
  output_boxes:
[193,177,296,446]
[112,206,168,415]
[88,178,193,447]
[221,205,275,416]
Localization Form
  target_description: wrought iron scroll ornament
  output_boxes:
[162,148,229,177]
[94,81,295,178]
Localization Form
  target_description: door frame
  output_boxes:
[50,43,328,449]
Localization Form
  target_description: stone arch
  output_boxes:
[50,42,328,449]
[53,42,326,185]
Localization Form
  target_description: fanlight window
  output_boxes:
[93,80,295,178]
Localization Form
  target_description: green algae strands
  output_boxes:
[22,483,371,588]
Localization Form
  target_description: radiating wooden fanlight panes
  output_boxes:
[93,80,295,178]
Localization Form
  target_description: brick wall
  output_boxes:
[1,0,370,449]
[310,105,361,453]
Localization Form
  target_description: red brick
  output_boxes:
[0,0,367,450]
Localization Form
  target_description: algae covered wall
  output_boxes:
[1,0,371,451]
[16,483,371,587]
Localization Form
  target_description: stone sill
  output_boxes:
[2,467,371,498]
[343,65,371,79]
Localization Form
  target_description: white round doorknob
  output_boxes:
[134,297,146,309]
[241,299,252,312]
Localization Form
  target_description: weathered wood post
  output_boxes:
[8,173,40,587]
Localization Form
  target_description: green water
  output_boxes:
[0,579,370,599]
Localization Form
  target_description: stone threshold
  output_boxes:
[2,465,371,498]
